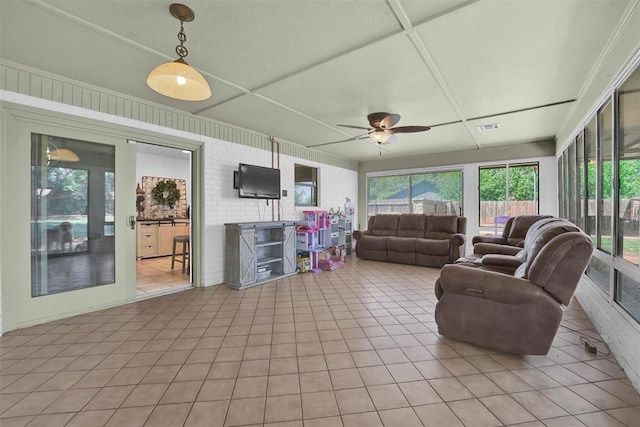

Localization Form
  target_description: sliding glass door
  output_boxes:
[2,111,137,331]
[478,163,539,236]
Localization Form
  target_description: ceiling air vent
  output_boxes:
[477,123,500,131]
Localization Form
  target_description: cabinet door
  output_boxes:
[239,228,257,285]
[282,226,297,274]
[158,224,173,255]
[137,222,158,258]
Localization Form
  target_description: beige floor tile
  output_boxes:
[144,403,191,427]
[298,355,327,373]
[367,383,410,410]
[341,411,384,426]
[448,398,502,427]
[485,370,535,393]
[334,387,376,414]
[595,379,640,406]
[1,390,63,418]
[357,365,394,386]
[480,394,537,425]
[184,400,228,427]
[233,376,268,398]
[378,407,424,427]
[457,374,504,398]
[264,394,302,423]
[575,411,627,427]
[541,386,600,414]
[414,402,464,427]
[104,405,154,427]
[428,377,474,401]
[159,380,202,404]
[606,406,640,426]
[42,387,100,413]
[22,412,74,427]
[225,397,265,426]
[267,374,300,396]
[300,371,333,393]
[303,416,342,427]
[65,409,115,427]
[301,391,339,418]
[511,390,569,419]
[568,383,629,410]
[328,368,364,390]
[121,382,170,407]
[542,415,597,426]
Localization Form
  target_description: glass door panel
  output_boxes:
[31,134,116,296]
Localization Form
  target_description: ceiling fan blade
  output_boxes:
[336,124,371,130]
[390,125,431,133]
[380,113,401,129]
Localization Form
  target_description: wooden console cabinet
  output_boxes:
[224,221,297,290]
[137,220,190,259]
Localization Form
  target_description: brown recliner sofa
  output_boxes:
[471,214,553,247]
[352,214,466,268]
[457,216,561,273]
[434,219,593,355]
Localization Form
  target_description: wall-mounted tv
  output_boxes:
[234,163,281,199]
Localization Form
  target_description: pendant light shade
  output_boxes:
[147,59,211,101]
[49,148,80,163]
[147,4,212,101]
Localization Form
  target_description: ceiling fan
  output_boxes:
[337,112,432,145]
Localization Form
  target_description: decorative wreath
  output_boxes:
[151,180,180,208]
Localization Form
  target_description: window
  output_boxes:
[598,100,613,253]
[294,164,318,206]
[559,62,640,322]
[367,170,463,217]
[478,163,539,236]
[617,65,640,267]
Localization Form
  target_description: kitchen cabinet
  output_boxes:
[137,220,190,259]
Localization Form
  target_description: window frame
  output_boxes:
[294,164,319,207]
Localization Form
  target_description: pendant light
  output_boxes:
[146,3,212,101]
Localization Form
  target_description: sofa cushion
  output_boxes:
[371,214,400,236]
[387,236,416,252]
[397,214,427,238]
[425,215,458,239]
[415,238,449,256]
[507,215,552,246]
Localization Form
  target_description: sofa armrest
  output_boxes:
[472,235,507,245]
[481,254,522,268]
[352,230,370,240]
[438,264,546,305]
[473,243,522,256]
[448,233,466,261]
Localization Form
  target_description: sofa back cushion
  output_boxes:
[367,216,376,231]
[371,214,400,236]
[424,215,459,239]
[507,215,553,246]
[397,214,427,237]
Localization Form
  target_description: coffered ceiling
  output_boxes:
[0,0,635,161]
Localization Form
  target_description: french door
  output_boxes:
[2,109,137,331]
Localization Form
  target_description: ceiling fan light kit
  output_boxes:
[146,3,212,101]
[336,112,431,146]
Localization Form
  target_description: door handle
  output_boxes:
[127,215,136,230]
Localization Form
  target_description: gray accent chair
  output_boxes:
[435,219,593,355]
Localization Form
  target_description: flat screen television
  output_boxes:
[235,163,281,199]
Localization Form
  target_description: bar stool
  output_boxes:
[171,235,190,274]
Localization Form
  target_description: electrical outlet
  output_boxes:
[584,341,597,354]
[282,189,287,197]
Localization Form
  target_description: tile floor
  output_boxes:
[137,256,191,295]
[1,258,639,426]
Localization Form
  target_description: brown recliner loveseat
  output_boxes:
[434,219,593,355]
[352,214,466,268]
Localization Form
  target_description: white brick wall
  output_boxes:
[575,278,640,391]
[202,138,358,286]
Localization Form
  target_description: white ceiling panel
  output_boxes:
[255,34,460,129]
[416,0,631,118]
[44,0,403,89]
[1,0,635,163]
[469,102,575,148]
[198,94,350,146]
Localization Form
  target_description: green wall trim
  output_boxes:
[0,59,358,171]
